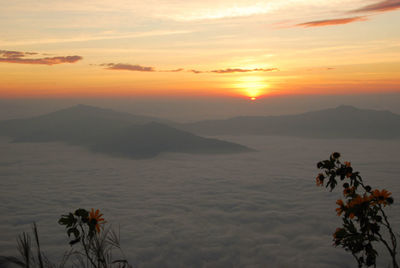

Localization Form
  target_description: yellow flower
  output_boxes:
[89,208,105,233]
[316,173,324,186]
[333,228,343,239]
[372,189,392,206]
[343,186,355,196]
[347,194,372,211]
[336,199,345,216]
[348,195,366,207]
[344,162,352,177]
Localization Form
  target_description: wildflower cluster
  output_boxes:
[316,153,398,268]
[58,208,129,268]
[58,208,105,245]
[5,208,130,268]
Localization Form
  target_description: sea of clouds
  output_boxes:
[1,136,399,268]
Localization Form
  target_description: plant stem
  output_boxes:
[352,252,362,268]
[79,224,98,268]
[32,223,44,268]
[379,206,398,268]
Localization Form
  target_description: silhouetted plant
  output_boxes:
[2,209,131,268]
[316,152,398,268]
[58,208,130,268]
[0,223,55,268]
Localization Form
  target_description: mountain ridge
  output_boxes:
[176,105,400,139]
[0,105,253,158]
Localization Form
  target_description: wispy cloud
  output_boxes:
[0,50,82,65]
[159,68,184,73]
[167,3,277,21]
[0,50,27,58]
[189,69,204,74]
[296,16,368,28]
[103,64,278,74]
[103,63,155,72]
[102,64,185,73]
[190,68,278,74]
[211,68,278,74]
[0,30,194,46]
[352,0,400,13]
[306,67,336,71]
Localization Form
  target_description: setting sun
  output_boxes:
[234,76,269,99]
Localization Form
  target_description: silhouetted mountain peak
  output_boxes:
[33,104,172,126]
[335,105,358,111]
[52,104,115,115]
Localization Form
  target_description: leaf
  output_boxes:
[74,208,89,219]
[67,228,74,237]
[67,228,80,238]
[112,260,128,264]
[69,237,81,246]
[58,213,76,228]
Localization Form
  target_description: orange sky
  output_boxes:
[1,0,399,99]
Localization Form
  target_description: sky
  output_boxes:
[0,0,400,99]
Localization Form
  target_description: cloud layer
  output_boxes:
[0,50,82,65]
[297,16,368,28]
[1,135,399,267]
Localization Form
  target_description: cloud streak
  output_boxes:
[159,68,184,73]
[103,63,155,72]
[103,64,186,73]
[189,69,203,74]
[352,0,400,13]
[103,64,278,74]
[0,50,82,65]
[211,68,278,74]
[190,68,278,74]
[0,30,195,47]
[297,16,368,28]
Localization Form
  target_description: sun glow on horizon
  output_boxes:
[234,76,269,99]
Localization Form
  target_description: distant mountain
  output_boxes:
[92,122,252,158]
[0,104,169,144]
[0,104,253,158]
[177,105,400,139]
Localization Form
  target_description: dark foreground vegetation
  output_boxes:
[0,209,132,268]
[316,152,398,268]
